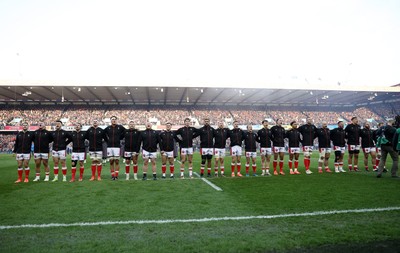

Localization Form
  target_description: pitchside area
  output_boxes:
[0,152,399,253]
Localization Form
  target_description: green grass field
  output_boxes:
[0,152,399,253]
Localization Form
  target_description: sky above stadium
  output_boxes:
[0,0,399,89]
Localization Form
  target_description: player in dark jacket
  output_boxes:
[123,121,141,180]
[285,121,301,175]
[213,121,229,177]
[70,123,86,182]
[13,121,33,183]
[32,121,54,182]
[244,125,258,176]
[175,118,198,178]
[330,121,346,173]
[360,122,376,172]
[228,121,245,177]
[104,116,126,180]
[298,117,317,174]
[316,122,332,173]
[345,117,361,171]
[51,120,72,182]
[271,119,286,175]
[257,120,272,176]
[159,122,176,179]
[197,118,215,177]
[140,122,160,180]
[85,120,108,181]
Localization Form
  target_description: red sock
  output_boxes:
[162,165,167,174]
[97,165,102,176]
[24,169,30,178]
[91,165,96,177]
[221,167,224,174]
[288,160,293,169]
[305,158,310,170]
[252,164,256,173]
[231,163,235,173]
[200,168,205,174]
[18,169,23,180]
[294,160,299,169]
[273,160,277,171]
[115,170,119,177]
[279,161,284,171]
[245,164,249,173]
[110,169,115,177]
[237,163,241,173]
[125,165,130,174]
[71,168,76,179]
[375,158,380,167]
[214,167,219,173]
[79,167,84,178]
[133,165,138,174]
[170,165,174,173]
[54,167,59,175]
[349,165,353,171]
[62,168,67,176]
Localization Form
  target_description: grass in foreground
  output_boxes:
[0,153,399,253]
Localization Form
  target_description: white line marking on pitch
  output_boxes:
[1,206,399,230]
[193,172,223,191]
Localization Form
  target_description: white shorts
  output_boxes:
[334,146,346,154]
[200,148,213,156]
[348,144,361,151]
[273,146,285,153]
[363,147,376,154]
[107,148,121,158]
[52,150,66,159]
[260,147,272,156]
[214,148,226,158]
[302,146,313,153]
[71,152,85,161]
[89,151,103,161]
[181,148,193,156]
[161,151,174,158]
[16,153,31,161]
[124,151,139,158]
[231,145,242,156]
[245,151,257,158]
[142,150,157,159]
[289,147,300,154]
[34,153,49,160]
[319,148,332,156]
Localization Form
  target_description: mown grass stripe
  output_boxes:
[1,206,399,230]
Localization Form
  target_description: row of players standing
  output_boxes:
[13,115,399,183]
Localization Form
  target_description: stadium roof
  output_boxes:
[0,83,399,107]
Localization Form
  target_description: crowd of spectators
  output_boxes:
[191,107,232,125]
[352,107,382,123]
[0,104,397,128]
[0,134,15,153]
